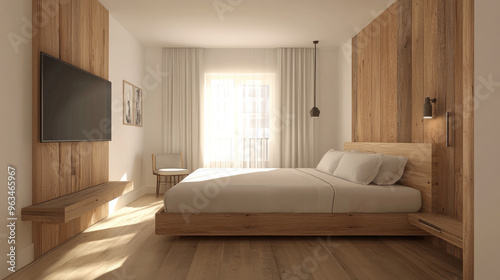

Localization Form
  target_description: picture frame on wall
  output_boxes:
[123,81,134,126]
[133,86,143,127]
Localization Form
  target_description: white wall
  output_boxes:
[0,0,34,277]
[474,0,500,278]
[142,47,164,191]
[108,15,148,209]
[315,48,340,162]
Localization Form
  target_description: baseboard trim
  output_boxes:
[144,186,156,194]
[2,242,35,278]
[108,186,149,215]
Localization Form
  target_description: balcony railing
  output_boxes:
[205,137,270,168]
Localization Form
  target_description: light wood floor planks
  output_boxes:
[6,195,463,280]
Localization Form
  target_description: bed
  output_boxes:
[155,142,437,236]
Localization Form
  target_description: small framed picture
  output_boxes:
[133,86,143,127]
[123,81,134,126]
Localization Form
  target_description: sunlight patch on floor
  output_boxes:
[47,256,129,280]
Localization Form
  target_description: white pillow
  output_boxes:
[316,149,346,174]
[372,154,408,185]
[333,152,383,185]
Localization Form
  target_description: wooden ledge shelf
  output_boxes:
[22,181,133,224]
[408,213,463,248]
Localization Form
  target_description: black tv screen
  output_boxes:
[41,52,112,142]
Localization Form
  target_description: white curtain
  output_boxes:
[162,48,203,171]
[203,49,278,168]
[277,48,315,168]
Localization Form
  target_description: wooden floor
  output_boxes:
[6,195,463,280]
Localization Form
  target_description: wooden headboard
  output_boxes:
[344,142,437,213]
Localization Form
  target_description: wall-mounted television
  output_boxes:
[40,52,112,142]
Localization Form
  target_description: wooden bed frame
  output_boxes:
[155,142,437,236]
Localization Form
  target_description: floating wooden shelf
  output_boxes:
[408,213,463,248]
[22,181,133,224]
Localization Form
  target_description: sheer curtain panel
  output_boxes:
[203,49,278,168]
[162,48,203,171]
[277,48,315,168]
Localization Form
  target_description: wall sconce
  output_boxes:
[423,97,437,119]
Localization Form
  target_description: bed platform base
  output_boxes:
[155,208,427,236]
[155,142,435,237]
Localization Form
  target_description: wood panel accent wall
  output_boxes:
[352,0,464,259]
[460,0,474,278]
[32,0,109,257]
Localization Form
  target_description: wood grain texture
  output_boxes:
[272,239,315,279]
[445,0,457,220]
[352,35,359,142]
[359,25,372,142]
[460,0,474,278]
[6,195,463,280]
[371,18,381,142]
[408,213,463,248]
[185,238,224,280]
[351,238,432,280]
[351,0,467,261]
[22,181,132,223]
[32,0,110,257]
[294,238,352,280]
[156,209,426,236]
[397,0,413,143]
[380,7,398,142]
[411,0,425,143]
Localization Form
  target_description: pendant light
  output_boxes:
[310,40,320,118]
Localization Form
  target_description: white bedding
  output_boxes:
[164,168,421,214]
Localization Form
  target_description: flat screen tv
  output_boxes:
[40,52,112,142]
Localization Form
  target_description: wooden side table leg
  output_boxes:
[156,175,160,197]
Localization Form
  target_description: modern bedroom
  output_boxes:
[0,0,498,279]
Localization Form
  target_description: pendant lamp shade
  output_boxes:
[310,106,320,118]
[310,40,320,118]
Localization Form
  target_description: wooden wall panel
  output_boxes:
[59,144,72,196]
[32,0,110,257]
[370,19,381,142]
[352,0,466,260]
[380,7,398,142]
[445,0,457,219]
[397,0,413,143]
[460,0,474,277]
[352,36,359,142]
[359,26,372,142]
[411,0,425,143]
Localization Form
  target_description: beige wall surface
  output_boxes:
[0,0,34,277]
[108,15,149,208]
[316,48,340,160]
[142,47,164,191]
[474,0,500,278]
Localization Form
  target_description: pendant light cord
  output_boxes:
[314,41,317,107]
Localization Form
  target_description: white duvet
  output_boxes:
[164,168,421,214]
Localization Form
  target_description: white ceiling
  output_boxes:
[99,0,395,48]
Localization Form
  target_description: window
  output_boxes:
[204,74,275,168]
